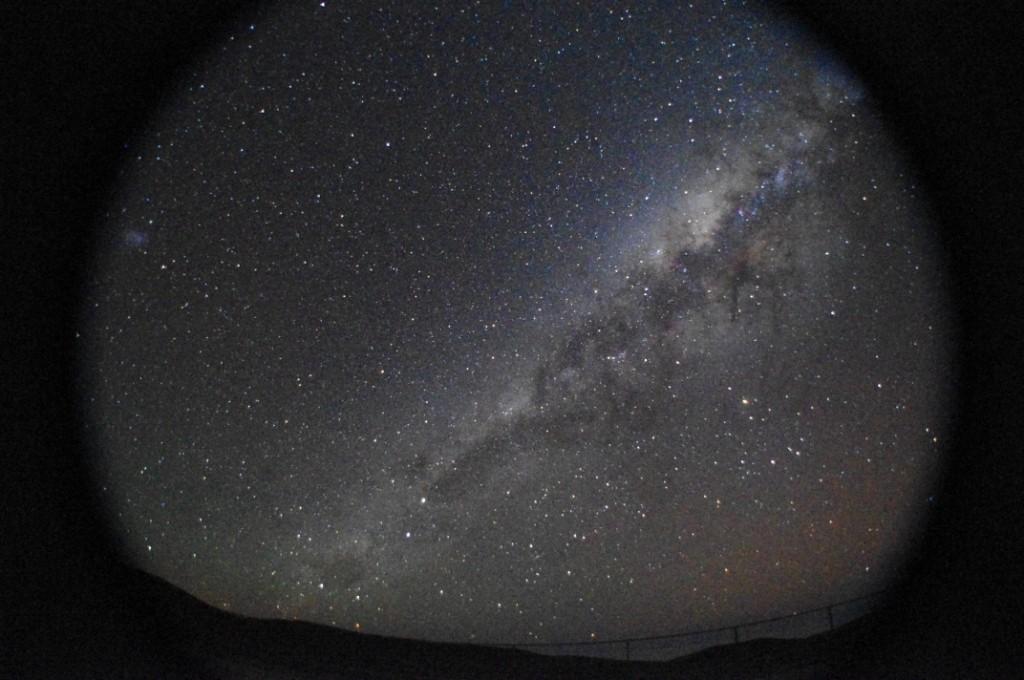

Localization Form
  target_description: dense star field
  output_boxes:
[81,0,951,645]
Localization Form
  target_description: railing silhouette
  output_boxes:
[490,589,887,662]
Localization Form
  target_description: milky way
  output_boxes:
[81,0,951,646]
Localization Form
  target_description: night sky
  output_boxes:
[81,0,951,646]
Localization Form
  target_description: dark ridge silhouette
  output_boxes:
[69,564,930,679]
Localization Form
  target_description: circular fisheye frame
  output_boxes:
[78,0,952,655]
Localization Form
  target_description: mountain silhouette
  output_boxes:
[52,564,940,679]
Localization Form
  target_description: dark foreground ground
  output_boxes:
[10,564,1009,679]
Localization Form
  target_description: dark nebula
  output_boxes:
[81,0,952,646]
